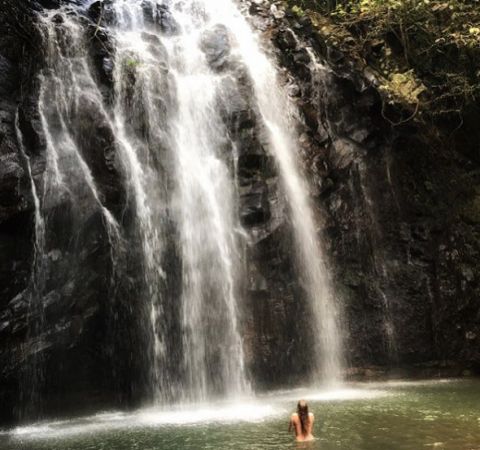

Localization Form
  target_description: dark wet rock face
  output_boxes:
[155,4,179,35]
[87,26,115,99]
[0,4,38,426]
[72,94,126,215]
[0,2,146,426]
[247,3,480,375]
[141,2,179,35]
[88,0,116,26]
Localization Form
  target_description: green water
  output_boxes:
[2,380,479,450]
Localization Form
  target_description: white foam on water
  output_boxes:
[5,402,281,440]
[137,402,281,425]
[260,385,391,403]
[4,383,401,440]
[359,378,459,389]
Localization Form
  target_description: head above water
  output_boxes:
[297,400,309,434]
[297,399,308,413]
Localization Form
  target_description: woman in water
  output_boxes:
[288,400,315,442]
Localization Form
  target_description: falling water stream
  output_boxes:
[18,0,344,415]
[110,0,251,401]
[16,8,123,419]
[15,111,46,419]
[225,15,344,383]
[118,0,342,390]
[38,13,121,234]
[104,0,344,397]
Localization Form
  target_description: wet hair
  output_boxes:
[297,400,309,435]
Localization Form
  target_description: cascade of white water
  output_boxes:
[110,0,250,401]
[195,0,344,383]
[110,4,171,400]
[18,8,122,416]
[15,111,45,284]
[306,41,398,366]
[106,0,343,391]
[27,0,344,410]
[38,11,120,235]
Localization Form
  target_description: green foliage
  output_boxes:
[286,0,480,117]
[381,70,426,104]
[292,5,306,16]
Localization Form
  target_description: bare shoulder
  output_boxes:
[309,412,314,419]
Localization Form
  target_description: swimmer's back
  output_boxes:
[290,411,314,442]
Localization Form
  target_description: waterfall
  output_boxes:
[14,8,123,418]
[110,0,250,400]
[107,0,343,393]
[202,1,344,382]
[22,0,344,415]
[306,42,398,367]
[38,12,121,235]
